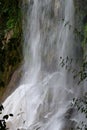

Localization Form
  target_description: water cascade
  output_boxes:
[2,0,82,130]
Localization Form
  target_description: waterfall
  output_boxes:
[1,0,81,130]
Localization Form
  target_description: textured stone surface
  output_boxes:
[1,66,23,102]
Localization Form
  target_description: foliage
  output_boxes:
[0,0,22,92]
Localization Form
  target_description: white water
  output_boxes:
[2,0,81,130]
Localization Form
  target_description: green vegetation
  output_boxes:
[0,0,22,98]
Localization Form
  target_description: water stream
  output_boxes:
[2,0,82,130]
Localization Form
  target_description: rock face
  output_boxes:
[0,0,87,103]
[0,66,23,102]
[74,1,87,25]
[75,0,87,62]
[74,0,87,40]
[0,0,22,101]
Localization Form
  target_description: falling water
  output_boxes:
[1,0,81,130]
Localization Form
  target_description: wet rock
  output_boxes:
[1,66,23,102]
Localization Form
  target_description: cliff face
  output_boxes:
[74,0,87,30]
[74,0,87,50]
[0,0,87,101]
[0,0,22,100]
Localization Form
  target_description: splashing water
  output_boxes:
[1,0,81,130]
